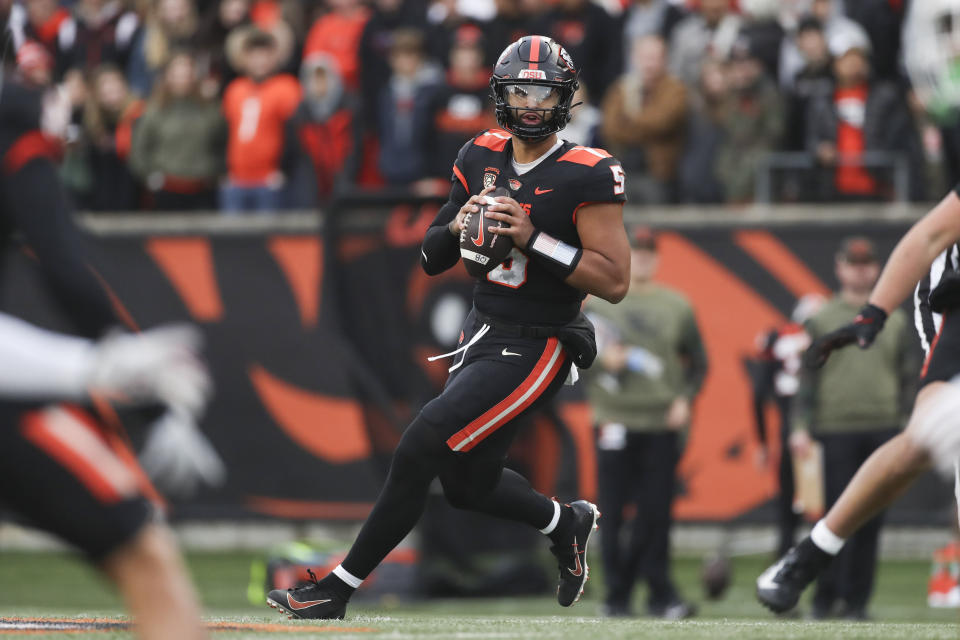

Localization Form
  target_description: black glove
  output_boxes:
[803,303,887,369]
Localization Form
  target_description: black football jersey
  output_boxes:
[452,128,626,325]
[0,80,119,338]
[0,81,44,162]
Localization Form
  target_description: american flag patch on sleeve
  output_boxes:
[531,232,578,266]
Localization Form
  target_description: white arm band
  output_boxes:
[0,312,95,400]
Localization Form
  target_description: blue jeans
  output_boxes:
[219,183,282,214]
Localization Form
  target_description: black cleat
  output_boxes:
[756,537,832,613]
[550,499,600,607]
[266,569,348,620]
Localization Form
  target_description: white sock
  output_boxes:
[810,520,845,556]
[539,500,561,535]
[332,564,363,589]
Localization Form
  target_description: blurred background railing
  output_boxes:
[754,152,912,204]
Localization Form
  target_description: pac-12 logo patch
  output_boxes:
[509,179,522,191]
[483,172,497,189]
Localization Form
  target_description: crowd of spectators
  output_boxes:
[0,0,947,212]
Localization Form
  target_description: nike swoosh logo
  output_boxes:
[535,187,553,195]
[756,558,785,591]
[470,213,484,247]
[502,348,521,357]
[568,538,584,577]
[286,593,332,610]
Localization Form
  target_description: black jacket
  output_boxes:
[805,80,925,201]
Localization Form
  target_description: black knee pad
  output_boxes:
[439,456,504,510]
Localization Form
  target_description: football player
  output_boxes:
[757,183,960,613]
[267,35,630,619]
[0,75,210,640]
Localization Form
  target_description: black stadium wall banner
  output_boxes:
[0,202,952,526]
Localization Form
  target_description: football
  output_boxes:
[460,187,514,278]
[701,553,732,600]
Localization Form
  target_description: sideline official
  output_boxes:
[584,228,707,618]
[790,237,917,619]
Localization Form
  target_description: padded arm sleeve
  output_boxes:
[421,200,463,276]
[1,158,120,338]
[420,149,471,276]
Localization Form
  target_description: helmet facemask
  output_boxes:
[490,78,577,141]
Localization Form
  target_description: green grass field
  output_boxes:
[0,550,957,638]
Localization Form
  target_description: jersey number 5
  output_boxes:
[487,248,528,288]
[610,165,625,196]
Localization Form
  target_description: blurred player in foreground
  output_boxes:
[757,184,960,614]
[267,35,629,620]
[0,72,215,639]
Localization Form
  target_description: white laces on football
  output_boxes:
[427,323,490,372]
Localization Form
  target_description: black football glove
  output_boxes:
[803,303,887,369]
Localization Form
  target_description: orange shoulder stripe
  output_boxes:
[558,146,612,167]
[452,164,469,193]
[473,129,511,151]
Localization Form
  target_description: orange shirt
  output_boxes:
[302,9,370,89]
[834,85,876,196]
[223,74,301,184]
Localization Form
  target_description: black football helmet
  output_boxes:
[490,35,579,141]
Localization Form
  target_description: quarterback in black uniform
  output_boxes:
[268,35,630,620]
[0,77,209,640]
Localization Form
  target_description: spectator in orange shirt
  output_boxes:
[221,28,301,213]
[302,0,370,91]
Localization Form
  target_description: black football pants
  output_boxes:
[813,428,898,614]
[596,429,680,611]
[775,400,800,558]
[341,311,572,580]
